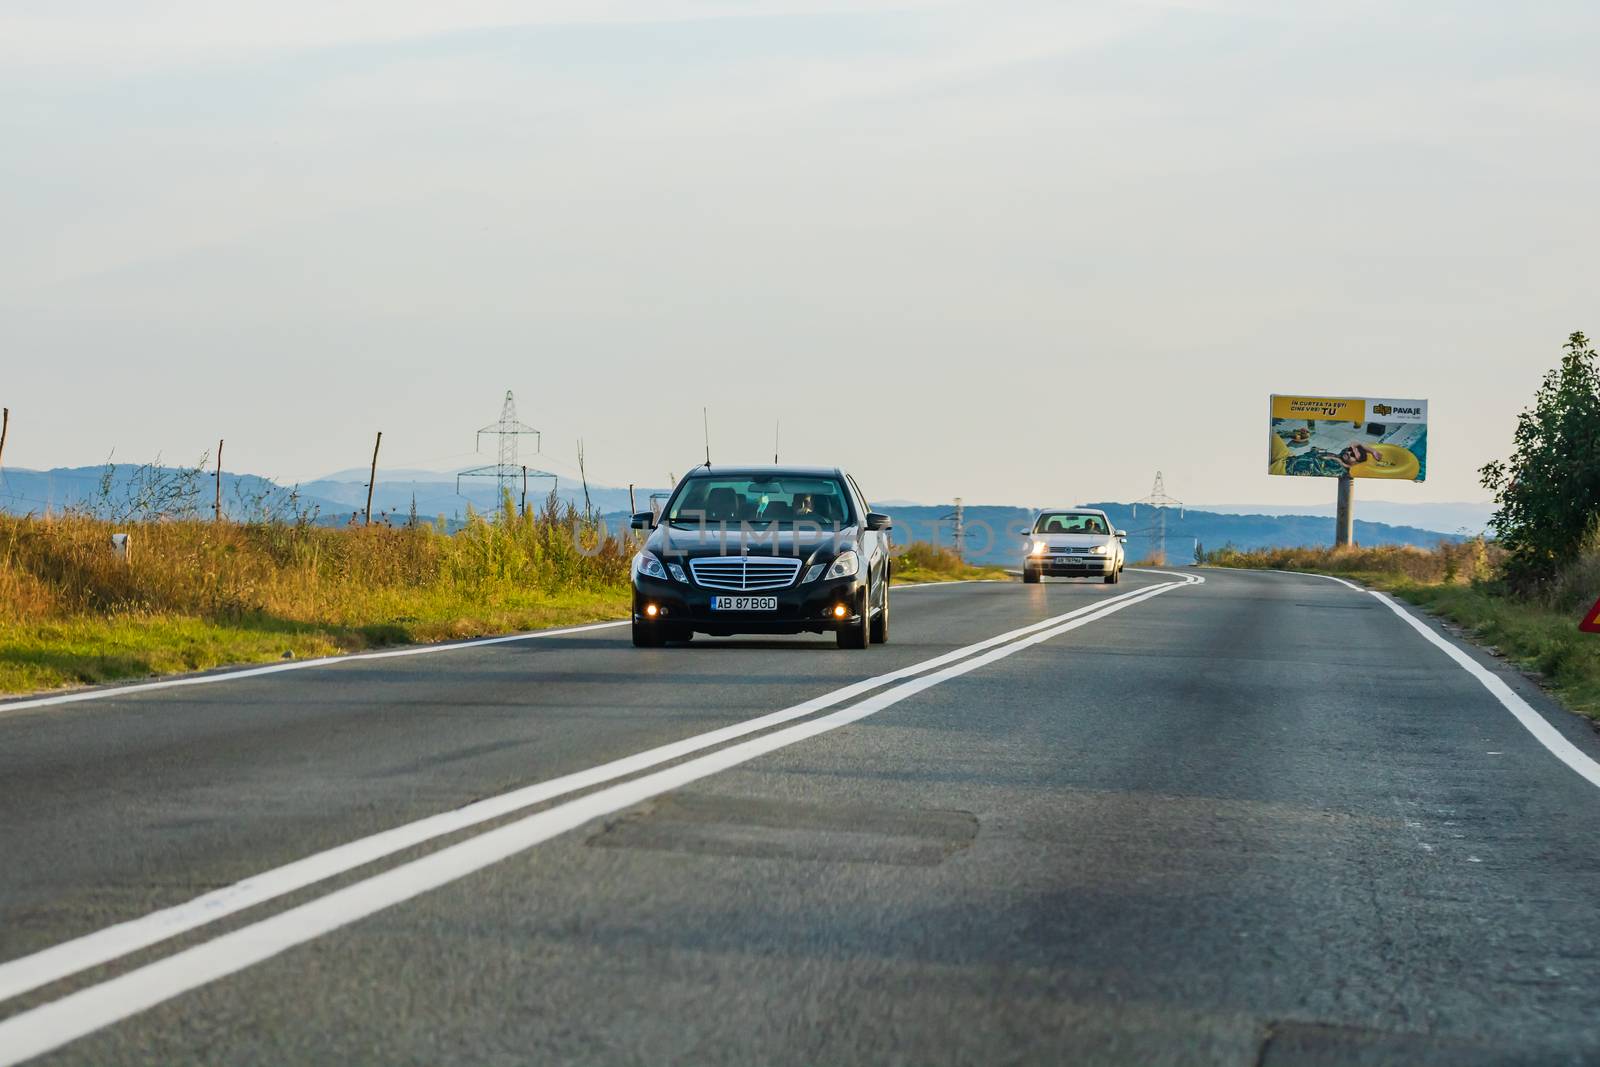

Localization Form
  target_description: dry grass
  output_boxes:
[0,496,632,694]
[1202,539,1501,586]
[892,542,1010,584]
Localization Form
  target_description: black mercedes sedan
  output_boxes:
[628,466,892,649]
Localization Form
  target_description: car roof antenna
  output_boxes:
[773,418,780,464]
[702,407,712,468]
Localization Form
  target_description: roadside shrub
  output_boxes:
[1480,331,1600,587]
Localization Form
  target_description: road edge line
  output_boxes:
[1264,568,1600,790]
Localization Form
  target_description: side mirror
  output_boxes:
[630,511,656,531]
[1116,530,1127,540]
[1018,527,1032,536]
[865,512,893,531]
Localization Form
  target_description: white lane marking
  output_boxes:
[0,576,1183,1006]
[0,573,1200,1066]
[0,621,629,714]
[0,578,1003,714]
[1129,568,1199,581]
[1287,570,1364,593]
[1200,565,1367,593]
[1273,569,1600,791]
[1369,589,1600,790]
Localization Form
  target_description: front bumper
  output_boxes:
[632,572,868,635]
[1026,554,1115,575]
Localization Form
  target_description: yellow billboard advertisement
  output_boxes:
[1269,395,1427,480]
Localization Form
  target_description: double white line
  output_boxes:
[0,571,1201,1065]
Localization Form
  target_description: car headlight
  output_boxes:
[668,562,688,583]
[825,551,860,580]
[634,552,668,581]
[1031,540,1050,555]
[1088,544,1109,555]
[801,563,825,583]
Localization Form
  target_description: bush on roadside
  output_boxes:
[1480,331,1600,588]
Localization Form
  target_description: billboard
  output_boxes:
[1269,395,1427,480]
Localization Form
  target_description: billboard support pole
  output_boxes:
[1335,474,1354,548]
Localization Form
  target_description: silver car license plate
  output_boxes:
[711,595,778,611]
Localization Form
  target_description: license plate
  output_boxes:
[711,595,778,611]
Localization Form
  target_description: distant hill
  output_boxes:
[0,466,348,521]
[1195,501,1492,536]
[0,465,668,524]
[296,472,670,523]
[876,502,1461,566]
[0,466,1463,558]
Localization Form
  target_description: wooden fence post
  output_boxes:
[365,432,382,525]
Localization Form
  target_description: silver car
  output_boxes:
[1020,508,1127,584]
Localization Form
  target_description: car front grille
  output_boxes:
[688,556,803,591]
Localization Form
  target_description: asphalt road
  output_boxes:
[2,567,1599,1066]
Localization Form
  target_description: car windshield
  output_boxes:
[666,476,854,526]
[1036,513,1109,535]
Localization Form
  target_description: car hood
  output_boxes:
[650,524,860,564]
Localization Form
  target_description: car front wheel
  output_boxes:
[869,579,890,644]
[837,587,871,649]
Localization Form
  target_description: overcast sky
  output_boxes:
[2,0,1595,508]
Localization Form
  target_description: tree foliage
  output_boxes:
[1480,331,1600,583]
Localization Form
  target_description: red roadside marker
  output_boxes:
[1582,596,1600,634]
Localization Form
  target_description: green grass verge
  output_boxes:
[0,588,628,696]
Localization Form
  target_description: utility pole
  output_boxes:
[1132,471,1184,565]
[577,439,592,516]
[940,498,966,559]
[458,390,552,513]
[521,465,528,519]
[1335,474,1355,548]
[214,439,224,522]
[0,407,9,474]
[365,431,382,525]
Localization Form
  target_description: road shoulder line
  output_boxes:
[1273,569,1600,790]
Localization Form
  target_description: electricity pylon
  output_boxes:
[1131,471,1184,564]
[941,497,966,559]
[457,391,555,512]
